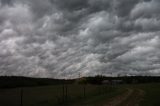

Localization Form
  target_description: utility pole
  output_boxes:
[79,72,81,78]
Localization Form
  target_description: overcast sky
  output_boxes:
[0,0,160,78]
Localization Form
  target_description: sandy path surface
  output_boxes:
[104,88,144,106]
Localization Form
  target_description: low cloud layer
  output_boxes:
[0,0,160,78]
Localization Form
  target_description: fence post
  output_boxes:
[20,88,23,106]
[62,84,65,103]
[65,85,68,101]
[83,85,86,98]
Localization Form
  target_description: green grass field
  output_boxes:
[0,84,122,106]
[136,83,160,106]
[1,83,160,106]
[112,83,160,106]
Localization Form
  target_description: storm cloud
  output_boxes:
[0,0,160,78]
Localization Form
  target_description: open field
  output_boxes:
[0,83,160,106]
[133,83,160,106]
[0,84,123,106]
[103,83,160,106]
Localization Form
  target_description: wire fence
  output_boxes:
[0,84,114,106]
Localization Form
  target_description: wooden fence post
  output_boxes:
[65,85,68,101]
[20,88,23,106]
[83,85,86,98]
[62,84,65,103]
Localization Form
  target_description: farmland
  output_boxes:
[1,76,160,106]
[0,83,160,106]
[0,84,123,106]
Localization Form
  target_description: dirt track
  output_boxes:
[104,88,145,106]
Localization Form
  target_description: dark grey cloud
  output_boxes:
[112,0,139,17]
[0,0,160,78]
[0,0,14,6]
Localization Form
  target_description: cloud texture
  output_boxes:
[0,0,160,78]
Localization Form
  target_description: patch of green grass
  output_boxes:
[69,85,126,106]
[121,83,160,106]
[137,83,160,106]
[1,83,160,106]
[0,84,122,106]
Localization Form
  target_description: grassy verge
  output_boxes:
[2,83,160,106]
[0,84,125,106]
[137,83,160,106]
[68,85,126,106]
[121,83,160,106]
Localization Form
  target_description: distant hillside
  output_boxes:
[76,76,160,84]
[0,76,160,89]
[0,76,74,89]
